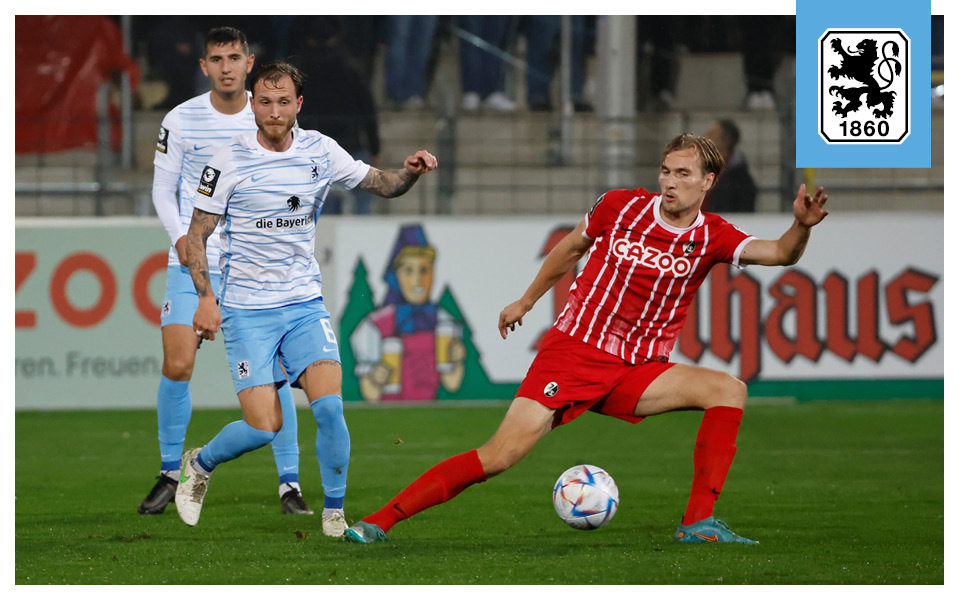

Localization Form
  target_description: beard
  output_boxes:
[255,115,296,146]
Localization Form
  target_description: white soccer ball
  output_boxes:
[552,464,619,530]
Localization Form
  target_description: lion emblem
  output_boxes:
[827,37,901,119]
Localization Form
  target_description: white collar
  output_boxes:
[652,195,705,234]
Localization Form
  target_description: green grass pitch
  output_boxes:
[15,400,942,584]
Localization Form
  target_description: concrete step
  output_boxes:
[16,96,943,217]
[15,149,98,168]
[380,108,786,170]
[15,165,98,184]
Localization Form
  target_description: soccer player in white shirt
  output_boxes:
[139,28,313,518]
[174,61,437,535]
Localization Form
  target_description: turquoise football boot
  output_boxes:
[342,520,389,544]
[674,516,759,544]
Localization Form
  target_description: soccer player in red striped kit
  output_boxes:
[344,133,829,544]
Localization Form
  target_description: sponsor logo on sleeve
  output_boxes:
[197,166,221,197]
[156,126,169,153]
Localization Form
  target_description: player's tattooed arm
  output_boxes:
[358,149,438,198]
[358,167,418,198]
[185,207,221,298]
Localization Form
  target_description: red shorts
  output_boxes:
[516,327,675,427]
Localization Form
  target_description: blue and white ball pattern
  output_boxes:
[552,464,619,530]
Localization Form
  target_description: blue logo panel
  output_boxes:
[797,0,931,167]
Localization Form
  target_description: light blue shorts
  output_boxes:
[160,265,221,328]
[221,297,341,394]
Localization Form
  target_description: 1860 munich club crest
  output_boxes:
[819,29,909,144]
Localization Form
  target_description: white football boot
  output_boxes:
[175,448,210,526]
[321,509,348,537]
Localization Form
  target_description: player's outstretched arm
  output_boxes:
[740,184,829,267]
[358,149,438,198]
[499,219,593,339]
[186,207,223,340]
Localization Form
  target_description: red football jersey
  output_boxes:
[555,188,755,363]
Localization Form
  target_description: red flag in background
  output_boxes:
[15,15,139,154]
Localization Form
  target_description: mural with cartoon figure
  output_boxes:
[349,225,467,402]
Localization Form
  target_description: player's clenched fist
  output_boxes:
[404,150,438,175]
[193,296,221,341]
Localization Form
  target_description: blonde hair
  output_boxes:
[662,133,726,177]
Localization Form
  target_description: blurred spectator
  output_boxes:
[424,16,455,106]
[640,16,793,111]
[142,16,203,109]
[682,16,739,53]
[290,17,381,215]
[703,119,757,213]
[341,16,386,85]
[521,16,592,112]
[636,16,682,111]
[739,16,793,111]
[385,16,438,110]
[458,16,517,112]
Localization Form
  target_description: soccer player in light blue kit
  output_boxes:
[175,61,437,535]
[140,28,314,516]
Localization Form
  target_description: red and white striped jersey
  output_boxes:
[555,188,755,363]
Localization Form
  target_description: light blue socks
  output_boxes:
[271,382,300,485]
[310,394,350,508]
[157,375,191,471]
[197,420,277,473]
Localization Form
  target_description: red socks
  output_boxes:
[681,405,743,526]
[363,408,742,532]
[365,449,487,533]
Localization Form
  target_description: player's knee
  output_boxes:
[715,374,747,409]
[246,413,283,434]
[310,395,344,426]
[162,355,194,381]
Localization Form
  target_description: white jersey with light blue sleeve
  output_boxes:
[193,128,370,309]
[153,91,257,275]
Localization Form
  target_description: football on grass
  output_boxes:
[552,464,619,530]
